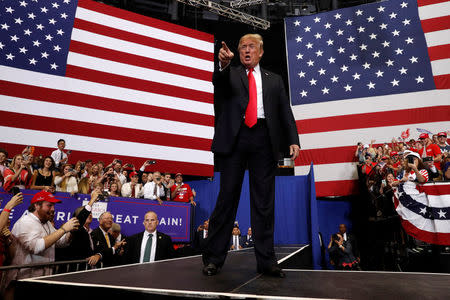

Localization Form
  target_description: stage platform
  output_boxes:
[17,245,450,300]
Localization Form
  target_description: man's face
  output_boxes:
[148,173,153,182]
[143,212,158,233]
[175,175,183,184]
[232,227,240,235]
[35,201,55,223]
[339,224,346,234]
[248,228,252,236]
[114,163,122,172]
[58,141,65,150]
[0,152,6,164]
[203,220,209,230]
[164,174,171,182]
[142,173,148,183]
[131,176,139,184]
[154,174,162,183]
[100,212,113,231]
[239,37,263,69]
[438,136,446,144]
[109,229,120,240]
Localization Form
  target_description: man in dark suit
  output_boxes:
[123,211,175,264]
[91,211,126,267]
[242,227,254,248]
[65,191,102,266]
[338,224,360,262]
[202,34,300,278]
[193,219,209,252]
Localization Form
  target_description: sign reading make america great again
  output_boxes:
[0,189,192,242]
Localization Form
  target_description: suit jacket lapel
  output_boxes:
[136,232,144,261]
[260,67,269,118]
[238,65,249,111]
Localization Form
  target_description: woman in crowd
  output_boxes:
[54,164,79,195]
[0,149,8,188]
[88,163,102,193]
[109,182,121,197]
[3,154,32,192]
[30,156,56,192]
[398,151,428,183]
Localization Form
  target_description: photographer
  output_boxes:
[54,164,78,195]
[143,171,165,204]
[398,151,428,184]
[328,233,360,270]
[108,159,126,185]
[99,166,122,192]
[423,156,441,181]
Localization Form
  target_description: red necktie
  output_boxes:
[245,68,257,128]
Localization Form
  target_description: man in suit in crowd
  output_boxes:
[124,211,175,264]
[194,219,209,252]
[230,224,243,251]
[202,34,300,278]
[64,190,103,266]
[242,227,254,248]
[338,224,360,262]
[91,212,126,267]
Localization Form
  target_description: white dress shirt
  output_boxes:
[140,230,157,263]
[232,235,240,250]
[143,181,165,200]
[51,149,68,167]
[246,64,265,119]
[115,171,127,185]
[9,212,70,280]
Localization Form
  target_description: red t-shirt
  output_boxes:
[170,183,193,202]
[3,168,31,192]
[418,144,442,169]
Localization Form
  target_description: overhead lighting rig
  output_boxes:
[175,0,270,29]
[229,0,266,8]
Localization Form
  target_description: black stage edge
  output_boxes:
[17,245,450,300]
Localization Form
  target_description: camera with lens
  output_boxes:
[80,162,86,170]
[407,156,415,164]
[107,173,115,179]
[97,190,110,201]
[423,156,433,162]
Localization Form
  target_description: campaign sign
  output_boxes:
[0,189,192,241]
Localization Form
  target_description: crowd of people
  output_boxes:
[0,139,200,298]
[354,131,449,271]
[0,139,197,206]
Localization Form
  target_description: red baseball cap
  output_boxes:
[390,151,398,156]
[31,190,61,204]
[129,171,138,178]
[175,173,182,178]
[437,132,447,137]
[381,156,389,160]
[419,133,429,139]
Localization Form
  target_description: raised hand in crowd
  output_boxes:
[61,217,80,233]
[0,192,23,231]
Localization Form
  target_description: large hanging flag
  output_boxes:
[285,0,449,197]
[394,181,450,245]
[0,0,214,176]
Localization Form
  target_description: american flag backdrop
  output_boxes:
[285,0,450,197]
[0,0,215,176]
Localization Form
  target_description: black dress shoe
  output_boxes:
[203,263,219,276]
[259,266,286,278]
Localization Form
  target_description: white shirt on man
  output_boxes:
[140,230,157,263]
[51,149,67,167]
[10,212,70,280]
[143,181,165,200]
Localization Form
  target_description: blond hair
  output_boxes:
[239,34,263,50]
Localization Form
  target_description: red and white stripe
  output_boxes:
[0,0,215,176]
[294,0,450,197]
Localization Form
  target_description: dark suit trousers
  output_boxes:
[203,120,277,269]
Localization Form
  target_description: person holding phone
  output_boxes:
[399,151,428,183]
[54,164,79,195]
[3,154,31,192]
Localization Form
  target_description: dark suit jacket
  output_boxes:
[242,235,254,248]
[193,230,208,251]
[123,231,175,264]
[211,64,300,160]
[91,227,116,266]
